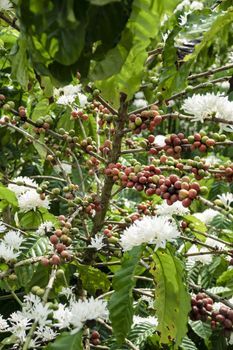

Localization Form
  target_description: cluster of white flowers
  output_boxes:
[8,176,50,212]
[193,208,219,225]
[132,92,147,109]
[182,93,233,131]
[53,296,109,333]
[119,216,180,251]
[217,192,233,207]
[0,292,108,345]
[156,201,190,217]
[88,235,105,251]
[36,221,54,236]
[0,230,24,262]
[54,84,88,107]
[175,0,203,12]
[187,236,225,265]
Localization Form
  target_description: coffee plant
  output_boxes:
[0,0,233,349]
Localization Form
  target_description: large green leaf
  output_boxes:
[10,37,30,89]
[94,0,180,106]
[0,185,18,207]
[45,331,82,350]
[189,320,212,339]
[184,8,233,63]
[76,264,110,294]
[109,246,142,344]
[15,235,49,287]
[150,248,190,348]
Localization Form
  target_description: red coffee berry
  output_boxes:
[51,255,61,265]
[50,235,59,245]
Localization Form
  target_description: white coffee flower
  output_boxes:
[217,192,233,207]
[8,176,36,197]
[119,216,180,251]
[156,201,189,216]
[0,242,20,262]
[89,235,105,251]
[0,221,6,233]
[154,135,166,147]
[36,221,54,236]
[0,315,9,332]
[54,84,87,107]
[34,326,58,342]
[23,294,51,326]
[59,287,75,300]
[175,0,190,12]
[3,230,24,250]
[179,11,190,26]
[133,99,147,108]
[182,93,233,130]
[193,209,219,224]
[8,311,31,342]
[133,315,158,327]
[18,189,50,213]
[69,297,109,333]
[190,1,204,10]
[53,304,72,329]
[187,245,212,265]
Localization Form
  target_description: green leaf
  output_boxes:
[0,185,18,207]
[184,9,233,63]
[76,264,110,294]
[15,235,49,287]
[150,248,190,348]
[217,269,233,286]
[11,37,30,89]
[45,331,82,350]
[31,99,49,121]
[94,0,179,106]
[109,246,142,344]
[180,336,198,350]
[189,320,212,339]
[19,211,41,229]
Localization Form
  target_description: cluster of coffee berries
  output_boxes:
[190,293,213,322]
[71,110,89,121]
[188,133,216,153]
[87,156,100,175]
[90,330,101,346]
[211,306,233,337]
[100,139,112,155]
[138,201,156,216]
[76,194,102,216]
[163,133,189,158]
[128,107,162,134]
[190,293,233,339]
[80,137,95,152]
[34,115,53,133]
[105,163,205,207]
[214,163,233,183]
[41,216,72,266]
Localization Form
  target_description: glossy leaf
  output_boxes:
[150,248,190,347]
[0,185,18,207]
[76,264,111,294]
[45,331,82,350]
[109,246,142,344]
